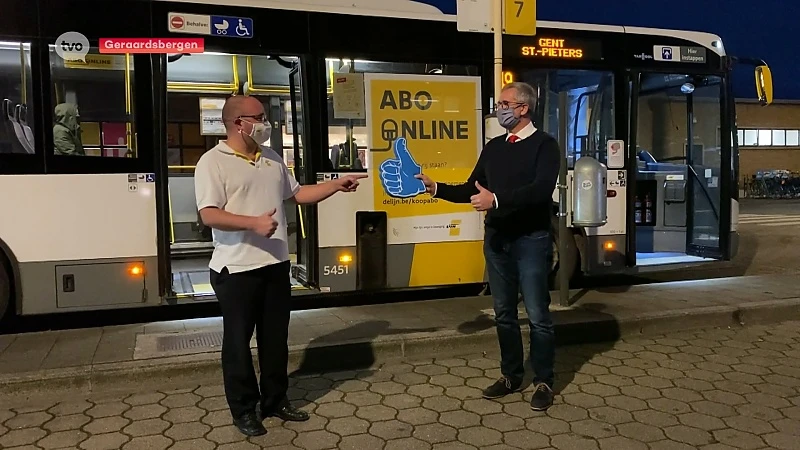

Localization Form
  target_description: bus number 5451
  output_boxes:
[323,265,349,276]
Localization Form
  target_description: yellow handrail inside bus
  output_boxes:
[245,56,288,94]
[288,166,306,240]
[169,165,196,170]
[168,185,175,244]
[124,53,134,156]
[244,56,334,95]
[167,55,240,94]
[328,59,334,95]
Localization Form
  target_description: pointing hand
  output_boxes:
[334,174,368,192]
[379,137,426,198]
[470,181,495,211]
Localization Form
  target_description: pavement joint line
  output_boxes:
[1,296,800,399]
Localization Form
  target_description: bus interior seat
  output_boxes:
[637,149,685,172]
[16,104,35,154]
[0,99,12,153]
[2,99,34,154]
[638,149,657,164]
[1,99,21,153]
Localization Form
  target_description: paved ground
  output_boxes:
[738,199,800,216]
[725,199,800,278]
[2,320,799,450]
[1,274,798,387]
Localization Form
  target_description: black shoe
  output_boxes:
[530,383,554,411]
[233,412,268,436]
[269,404,310,422]
[482,376,522,399]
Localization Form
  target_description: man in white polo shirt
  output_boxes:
[195,95,366,437]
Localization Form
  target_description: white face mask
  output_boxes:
[242,120,272,145]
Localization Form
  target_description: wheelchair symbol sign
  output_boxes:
[235,19,250,36]
[210,15,253,39]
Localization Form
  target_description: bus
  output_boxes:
[0,0,772,320]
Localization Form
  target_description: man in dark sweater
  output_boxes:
[416,82,560,411]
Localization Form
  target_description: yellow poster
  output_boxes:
[64,54,125,70]
[365,74,483,245]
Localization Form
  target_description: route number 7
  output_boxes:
[514,0,524,17]
[504,0,536,36]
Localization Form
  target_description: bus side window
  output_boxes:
[47,47,136,158]
[323,60,367,173]
[0,41,35,155]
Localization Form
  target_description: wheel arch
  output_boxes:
[0,236,22,316]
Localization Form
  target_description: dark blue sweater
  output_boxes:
[436,130,560,236]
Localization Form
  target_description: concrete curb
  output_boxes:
[2,297,800,399]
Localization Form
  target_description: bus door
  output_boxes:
[684,74,731,259]
[632,72,730,263]
[163,52,316,300]
[287,60,312,289]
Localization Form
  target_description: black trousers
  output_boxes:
[210,261,291,420]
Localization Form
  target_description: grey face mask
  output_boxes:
[496,107,521,129]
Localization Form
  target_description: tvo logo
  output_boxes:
[55,31,90,62]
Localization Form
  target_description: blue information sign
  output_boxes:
[210,15,253,39]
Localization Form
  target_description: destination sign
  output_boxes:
[506,36,603,60]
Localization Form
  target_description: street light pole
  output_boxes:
[492,0,503,103]
[557,92,570,307]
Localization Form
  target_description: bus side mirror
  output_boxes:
[755,65,773,106]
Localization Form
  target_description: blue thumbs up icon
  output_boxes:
[379,137,426,198]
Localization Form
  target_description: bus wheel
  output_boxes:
[550,217,578,289]
[0,260,9,322]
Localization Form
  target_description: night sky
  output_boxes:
[418,0,795,100]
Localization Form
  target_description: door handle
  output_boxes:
[62,274,75,292]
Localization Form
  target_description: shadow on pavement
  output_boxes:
[550,304,620,394]
[456,314,495,334]
[290,320,439,405]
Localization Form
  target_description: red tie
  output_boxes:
[508,135,519,143]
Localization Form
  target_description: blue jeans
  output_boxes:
[484,228,555,387]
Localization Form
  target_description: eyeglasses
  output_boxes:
[494,101,524,110]
[237,114,267,123]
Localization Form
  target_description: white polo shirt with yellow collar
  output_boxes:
[194,141,300,274]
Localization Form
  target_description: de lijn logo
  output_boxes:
[379,137,426,198]
[55,31,90,62]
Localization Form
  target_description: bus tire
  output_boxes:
[0,259,10,322]
[549,216,578,289]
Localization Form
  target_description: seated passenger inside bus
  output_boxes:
[53,102,84,156]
